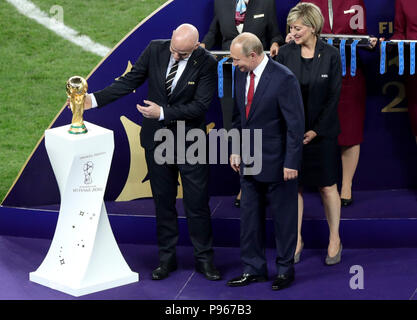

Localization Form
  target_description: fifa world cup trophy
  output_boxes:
[66,76,88,134]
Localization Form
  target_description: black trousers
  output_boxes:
[240,175,298,277]
[145,150,214,266]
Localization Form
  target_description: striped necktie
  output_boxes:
[235,0,247,26]
[166,60,179,96]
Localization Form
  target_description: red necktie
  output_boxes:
[246,71,255,119]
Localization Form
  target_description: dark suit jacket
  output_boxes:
[94,40,217,150]
[202,0,284,50]
[276,40,342,137]
[232,57,305,182]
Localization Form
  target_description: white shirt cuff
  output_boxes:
[159,107,164,121]
[90,93,98,108]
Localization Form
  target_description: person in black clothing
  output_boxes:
[201,0,284,55]
[74,24,221,281]
[276,3,343,265]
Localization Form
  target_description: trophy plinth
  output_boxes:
[66,76,88,134]
[30,122,139,296]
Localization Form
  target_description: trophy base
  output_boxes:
[68,124,88,134]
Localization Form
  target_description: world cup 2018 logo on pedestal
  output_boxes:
[83,161,94,185]
[66,76,88,134]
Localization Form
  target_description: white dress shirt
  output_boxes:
[245,53,269,105]
[90,54,189,121]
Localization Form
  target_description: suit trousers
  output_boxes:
[240,175,298,276]
[145,149,214,266]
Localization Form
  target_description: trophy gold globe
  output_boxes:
[66,76,88,134]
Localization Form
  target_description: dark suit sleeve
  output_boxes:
[202,15,221,50]
[312,51,342,136]
[266,0,284,46]
[276,48,285,64]
[231,101,242,132]
[228,72,242,156]
[93,42,151,107]
[278,72,305,170]
[163,56,217,124]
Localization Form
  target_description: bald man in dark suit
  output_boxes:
[79,24,221,282]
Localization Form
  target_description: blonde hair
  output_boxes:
[287,2,324,36]
[231,32,264,57]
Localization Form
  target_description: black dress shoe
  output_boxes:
[227,273,268,287]
[234,198,240,208]
[271,273,294,290]
[195,262,221,281]
[151,264,177,280]
[341,197,353,207]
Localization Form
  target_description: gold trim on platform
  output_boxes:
[115,116,184,201]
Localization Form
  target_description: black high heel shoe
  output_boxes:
[341,197,353,207]
[234,198,240,208]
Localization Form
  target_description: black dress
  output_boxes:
[299,57,339,188]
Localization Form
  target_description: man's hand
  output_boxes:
[269,42,279,57]
[283,168,298,181]
[66,94,92,110]
[137,100,161,119]
[303,130,317,145]
[230,154,241,172]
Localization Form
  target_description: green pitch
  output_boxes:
[0,0,166,201]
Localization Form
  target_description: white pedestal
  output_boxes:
[30,121,138,297]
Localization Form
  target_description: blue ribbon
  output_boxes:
[217,57,228,98]
[398,41,405,75]
[231,65,236,98]
[380,41,387,74]
[410,42,416,75]
[350,39,360,77]
[327,38,333,45]
[340,39,347,77]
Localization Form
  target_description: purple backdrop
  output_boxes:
[2,0,416,208]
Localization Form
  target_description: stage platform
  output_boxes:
[1,189,417,248]
[0,235,416,300]
[0,189,416,300]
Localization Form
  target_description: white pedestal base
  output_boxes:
[30,121,138,297]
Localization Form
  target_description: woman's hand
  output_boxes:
[269,42,279,57]
[285,33,295,43]
[303,130,317,144]
[369,37,378,48]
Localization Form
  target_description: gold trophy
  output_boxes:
[66,76,88,134]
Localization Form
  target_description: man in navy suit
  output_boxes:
[227,32,304,290]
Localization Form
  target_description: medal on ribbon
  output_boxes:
[398,41,405,75]
[232,65,236,98]
[351,39,360,77]
[217,57,229,98]
[410,42,416,76]
[380,41,387,74]
[340,39,347,77]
